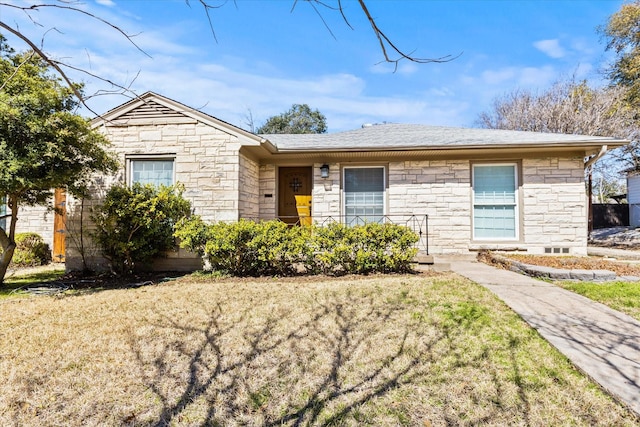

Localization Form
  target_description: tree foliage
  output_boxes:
[600,0,640,107]
[256,104,328,134]
[91,183,192,274]
[0,39,118,284]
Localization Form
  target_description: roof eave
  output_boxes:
[271,139,629,153]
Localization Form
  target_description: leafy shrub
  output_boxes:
[175,219,418,277]
[311,222,419,275]
[175,218,311,276]
[91,183,191,274]
[6,232,52,267]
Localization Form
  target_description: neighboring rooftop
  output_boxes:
[261,123,627,151]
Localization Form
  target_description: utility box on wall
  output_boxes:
[628,174,640,227]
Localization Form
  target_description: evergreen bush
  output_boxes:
[91,183,191,274]
[175,219,418,277]
[6,232,52,267]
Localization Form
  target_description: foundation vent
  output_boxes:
[544,247,570,254]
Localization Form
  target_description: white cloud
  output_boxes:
[533,39,565,59]
[477,65,556,89]
[95,0,116,6]
[481,68,517,85]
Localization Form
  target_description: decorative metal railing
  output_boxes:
[275,214,429,254]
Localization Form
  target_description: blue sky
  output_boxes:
[1,0,625,132]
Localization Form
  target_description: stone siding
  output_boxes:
[521,157,587,255]
[258,165,276,220]
[309,157,587,255]
[239,154,260,219]
[66,120,247,271]
[311,162,341,218]
[14,202,55,252]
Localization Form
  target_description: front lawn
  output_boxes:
[0,273,636,426]
[556,281,640,322]
[0,268,66,298]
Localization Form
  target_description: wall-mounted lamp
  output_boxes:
[320,164,330,179]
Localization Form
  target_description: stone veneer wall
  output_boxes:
[239,153,260,219]
[388,160,472,254]
[311,162,341,218]
[14,202,55,253]
[309,156,588,255]
[258,164,276,220]
[521,156,587,255]
[66,120,246,272]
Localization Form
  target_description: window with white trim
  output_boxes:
[344,166,385,225]
[130,159,174,187]
[473,164,518,239]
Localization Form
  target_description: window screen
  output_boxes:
[131,160,174,187]
[473,164,517,239]
[344,167,384,225]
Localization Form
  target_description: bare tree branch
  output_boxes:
[2,2,151,58]
[0,49,35,92]
[356,0,460,71]
[0,21,86,105]
[1,0,454,112]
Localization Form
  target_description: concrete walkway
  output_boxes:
[448,259,640,417]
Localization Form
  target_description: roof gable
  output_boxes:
[92,92,264,144]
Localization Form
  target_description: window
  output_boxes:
[0,196,5,230]
[130,159,174,186]
[473,164,518,239]
[344,167,385,225]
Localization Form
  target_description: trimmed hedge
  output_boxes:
[175,218,419,277]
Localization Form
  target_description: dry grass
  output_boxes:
[0,273,637,426]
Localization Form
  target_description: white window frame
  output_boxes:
[127,155,176,187]
[472,163,519,241]
[342,165,386,224]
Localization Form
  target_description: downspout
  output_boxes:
[585,145,608,233]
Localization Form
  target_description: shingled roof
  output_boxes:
[261,123,626,152]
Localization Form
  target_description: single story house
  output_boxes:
[21,91,627,271]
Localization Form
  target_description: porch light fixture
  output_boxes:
[320,164,330,178]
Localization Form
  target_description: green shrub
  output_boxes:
[175,219,418,277]
[311,222,418,275]
[3,232,52,267]
[91,183,191,274]
[176,218,311,276]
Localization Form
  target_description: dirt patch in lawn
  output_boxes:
[479,252,640,277]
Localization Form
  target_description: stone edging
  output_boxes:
[488,253,640,282]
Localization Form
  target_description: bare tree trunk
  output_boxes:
[0,195,19,285]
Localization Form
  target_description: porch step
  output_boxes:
[413,253,434,264]
[413,253,478,273]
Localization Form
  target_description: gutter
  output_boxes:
[584,145,608,169]
[585,145,608,234]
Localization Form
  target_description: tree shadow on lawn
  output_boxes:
[121,287,581,426]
